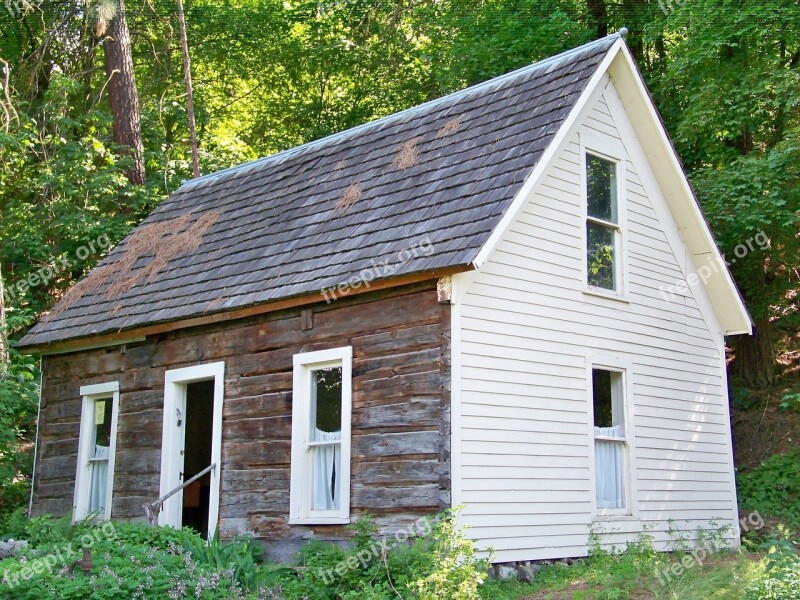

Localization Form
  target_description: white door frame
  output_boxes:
[158,361,224,536]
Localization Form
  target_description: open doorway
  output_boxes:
[159,362,224,539]
[181,380,214,538]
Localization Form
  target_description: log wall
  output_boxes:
[32,281,451,556]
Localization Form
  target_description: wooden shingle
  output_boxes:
[19,37,615,349]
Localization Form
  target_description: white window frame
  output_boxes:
[73,381,120,522]
[289,346,353,525]
[158,361,225,538]
[585,354,638,519]
[580,132,629,301]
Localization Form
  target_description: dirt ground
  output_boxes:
[731,335,800,470]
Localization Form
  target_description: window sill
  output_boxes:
[289,516,351,526]
[593,512,637,521]
[582,287,631,304]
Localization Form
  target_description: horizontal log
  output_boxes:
[351,459,441,485]
[221,468,290,491]
[43,400,82,422]
[353,372,442,408]
[224,371,292,397]
[224,440,291,469]
[42,420,80,441]
[353,431,440,458]
[114,448,162,472]
[222,415,292,440]
[353,397,439,430]
[116,429,162,448]
[351,483,442,510]
[352,323,443,359]
[223,391,291,420]
[120,390,164,413]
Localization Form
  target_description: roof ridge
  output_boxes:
[179,32,622,191]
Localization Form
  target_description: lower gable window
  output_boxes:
[592,368,629,513]
[290,347,352,524]
[74,382,120,521]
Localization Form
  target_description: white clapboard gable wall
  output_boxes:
[450,41,749,563]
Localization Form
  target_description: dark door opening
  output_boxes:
[181,379,214,539]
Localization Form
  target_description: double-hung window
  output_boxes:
[592,368,629,513]
[585,153,622,291]
[74,382,120,521]
[290,347,352,524]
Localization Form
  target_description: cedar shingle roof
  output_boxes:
[19,35,617,349]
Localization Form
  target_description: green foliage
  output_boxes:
[746,527,800,600]
[480,534,764,600]
[778,393,800,412]
[278,510,488,599]
[0,346,38,519]
[730,379,759,411]
[0,517,262,599]
[738,451,800,530]
[651,0,800,326]
[183,531,292,593]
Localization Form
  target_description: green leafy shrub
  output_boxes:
[184,531,293,593]
[747,528,800,600]
[0,344,39,520]
[737,451,800,530]
[778,393,800,412]
[278,510,488,599]
[0,518,259,599]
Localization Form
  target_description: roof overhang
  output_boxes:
[19,265,470,355]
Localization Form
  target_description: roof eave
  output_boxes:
[608,43,752,336]
[16,265,472,355]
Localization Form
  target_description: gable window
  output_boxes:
[74,382,120,521]
[585,153,621,291]
[592,368,629,512]
[290,347,352,524]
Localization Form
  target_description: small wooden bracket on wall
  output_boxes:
[301,308,314,330]
[437,276,452,304]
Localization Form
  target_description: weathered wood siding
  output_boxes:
[453,79,737,562]
[33,281,451,554]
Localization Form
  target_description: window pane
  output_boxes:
[592,369,613,428]
[88,397,113,516]
[595,439,625,509]
[312,367,342,433]
[93,398,113,447]
[310,366,343,511]
[592,369,624,433]
[587,222,616,290]
[88,458,109,514]
[311,443,341,511]
[586,154,617,223]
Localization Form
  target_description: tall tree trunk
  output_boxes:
[587,0,608,39]
[730,316,775,389]
[103,0,145,185]
[177,0,200,179]
[0,263,8,369]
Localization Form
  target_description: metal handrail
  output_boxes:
[143,462,216,526]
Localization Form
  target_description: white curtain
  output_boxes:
[594,425,624,509]
[88,444,110,514]
[312,429,341,511]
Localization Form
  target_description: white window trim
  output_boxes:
[74,381,120,522]
[580,131,629,301]
[290,346,353,525]
[158,362,225,537]
[585,353,638,520]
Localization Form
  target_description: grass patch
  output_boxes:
[479,544,767,600]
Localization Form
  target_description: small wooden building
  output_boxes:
[19,32,752,564]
